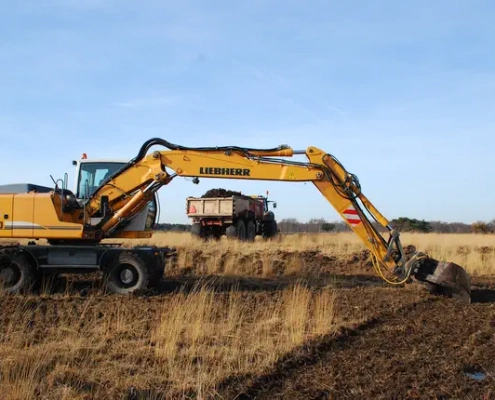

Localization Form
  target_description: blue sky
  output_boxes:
[1,0,494,224]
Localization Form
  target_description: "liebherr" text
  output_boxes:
[199,167,251,176]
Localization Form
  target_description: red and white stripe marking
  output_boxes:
[342,205,361,227]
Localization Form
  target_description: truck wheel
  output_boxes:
[262,220,278,239]
[191,223,203,237]
[0,253,36,294]
[246,220,256,242]
[235,219,247,241]
[104,252,150,294]
[226,225,237,239]
[208,232,222,241]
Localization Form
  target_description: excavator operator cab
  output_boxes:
[71,155,158,230]
[73,159,125,199]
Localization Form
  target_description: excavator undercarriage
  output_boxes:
[0,138,471,301]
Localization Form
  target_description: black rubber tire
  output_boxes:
[262,220,278,239]
[235,219,247,241]
[226,225,237,239]
[191,223,203,237]
[272,220,279,236]
[104,252,150,294]
[208,232,222,241]
[149,266,164,288]
[147,258,164,288]
[0,253,36,294]
[246,220,256,242]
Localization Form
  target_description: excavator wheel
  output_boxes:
[0,253,37,294]
[104,252,150,294]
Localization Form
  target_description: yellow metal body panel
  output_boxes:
[12,193,34,237]
[110,230,153,239]
[32,194,83,239]
[0,193,84,239]
[0,194,13,238]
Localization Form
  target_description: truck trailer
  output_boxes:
[185,191,278,241]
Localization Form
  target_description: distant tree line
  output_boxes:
[153,218,495,234]
[470,220,495,234]
[277,218,338,233]
[155,223,191,232]
[277,217,487,234]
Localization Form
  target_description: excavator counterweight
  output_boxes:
[0,138,471,300]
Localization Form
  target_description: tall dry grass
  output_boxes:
[0,282,336,398]
[151,281,336,396]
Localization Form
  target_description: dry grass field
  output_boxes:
[125,231,495,277]
[1,231,495,399]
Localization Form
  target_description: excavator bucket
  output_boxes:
[403,247,471,304]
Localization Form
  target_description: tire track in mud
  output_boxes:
[214,292,495,400]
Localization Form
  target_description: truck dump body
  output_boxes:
[186,196,264,220]
[186,193,277,241]
[187,197,235,218]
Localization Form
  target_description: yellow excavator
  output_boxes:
[0,138,471,300]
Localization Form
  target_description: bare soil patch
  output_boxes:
[217,280,495,399]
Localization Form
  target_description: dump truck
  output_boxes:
[185,189,278,241]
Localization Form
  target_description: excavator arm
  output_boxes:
[84,138,411,284]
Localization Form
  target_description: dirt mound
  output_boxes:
[167,248,378,279]
[201,188,243,198]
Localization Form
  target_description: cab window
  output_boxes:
[77,162,125,198]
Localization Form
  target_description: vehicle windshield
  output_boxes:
[77,162,126,198]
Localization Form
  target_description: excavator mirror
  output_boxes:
[273,202,277,208]
[72,160,77,166]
